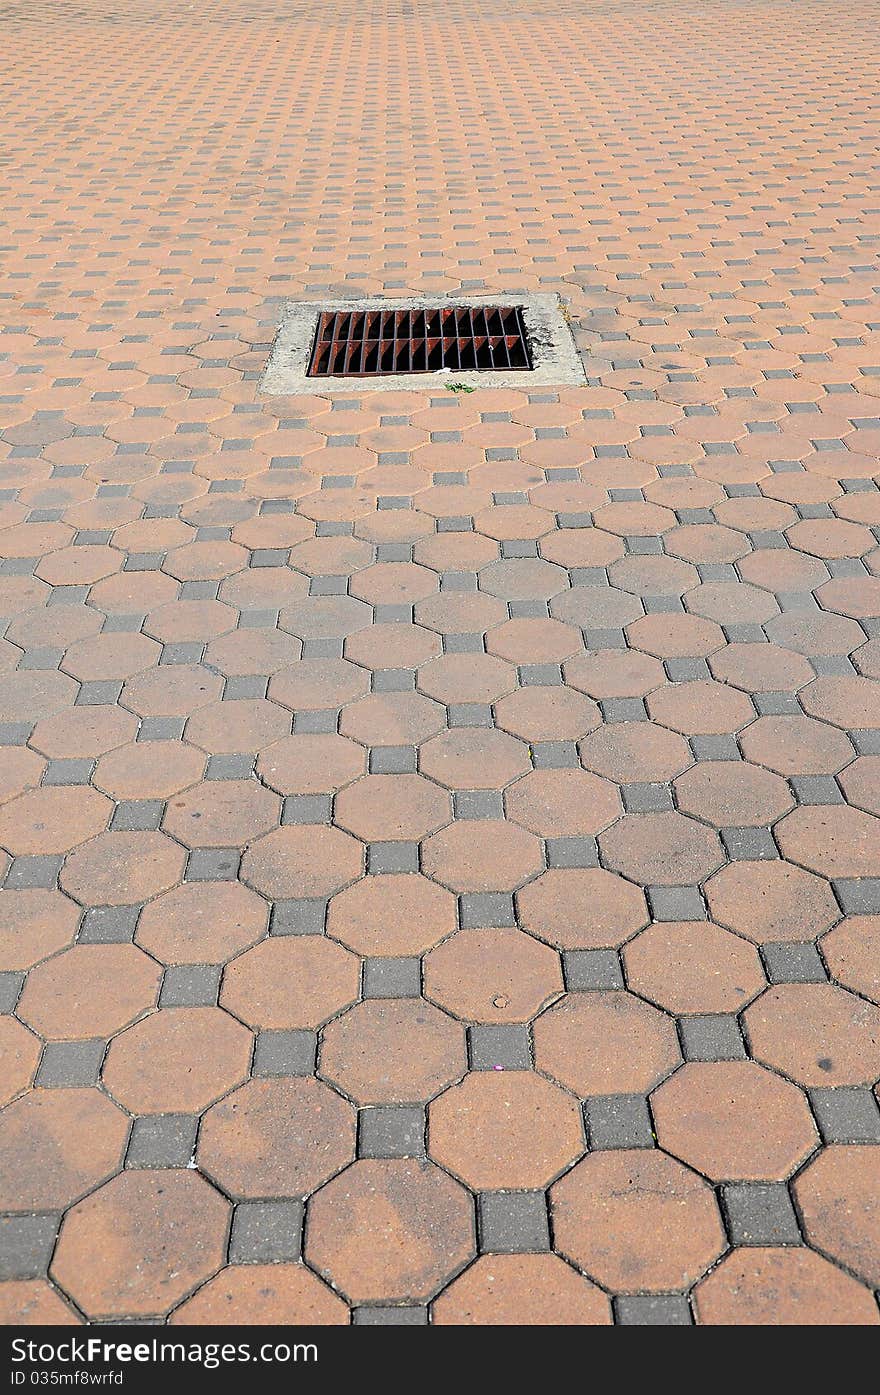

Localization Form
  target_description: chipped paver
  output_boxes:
[0,0,879,1328]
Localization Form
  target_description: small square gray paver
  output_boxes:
[469,1024,531,1070]
[4,855,63,890]
[358,1106,426,1158]
[111,800,164,832]
[454,790,504,819]
[584,1094,655,1149]
[833,879,880,915]
[367,841,419,873]
[808,1087,880,1143]
[253,1029,317,1077]
[0,1214,60,1280]
[563,949,624,991]
[647,886,706,921]
[35,1039,105,1087]
[459,893,517,928]
[614,1295,693,1325]
[125,1115,199,1168]
[478,1191,550,1253]
[761,942,828,984]
[362,958,421,998]
[159,964,222,1007]
[369,745,417,772]
[270,899,326,935]
[184,848,241,881]
[78,906,139,943]
[545,836,599,868]
[282,794,333,824]
[229,1201,303,1263]
[353,1307,428,1325]
[721,1183,802,1245]
[0,972,24,1013]
[721,827,779,861]
[679,1015,747,1061]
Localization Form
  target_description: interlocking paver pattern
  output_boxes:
[0,0,878,1326]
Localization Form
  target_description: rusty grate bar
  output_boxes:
[306,305,533,377]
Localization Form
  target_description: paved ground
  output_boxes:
[0,0,879,1327]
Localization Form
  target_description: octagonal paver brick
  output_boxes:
[494,686,601,743]
[320,999,466,1104]
[599,812,724,886]
[220,936,360,1029]
[422,819,543,893]
[0,1018,40,1106]
[334,774,451,842]
[419,728,530,790]
[31,706,136,760]
[0,748,45,807]
[344,622,441,671]
[0,1281,78,1326]
[839,757,880,818]
[94,741,207,800]
[429,1070,583,1189]
[647,680,755,736]
[623,921,766,1014]
[794,1145,880,1289]
[551,1150,725,1293]
[52,1171,230,1320]
[705,860,840,943]
[517,868,649,949]
[800,674,880,730]
[479,557,568,601]
[170,1264,348,1325]
[709,642,814,693]
[534,992,680,1097]
[198,1077,356,1198]
[651,1060,818,1181]
[579,723,692,783]
[62,633,161,683]
[17,944,160,1040]
[102,1007,253,1113]
[61,831,186,906]
[0,671,77,723]
[339,692,446,747]
[693,1247,879,1326]
[269,658,370,712]
[305,1158,474,1304]
[505,769,620,838]
[0,787,111,856]
[0,889,79,971]
[201,629,302,678]
[424,927,563,1023]
[739,715,854,776]
[674,761,793,827]
[776,806,880,880]
[486,617,582,664]
[0,1089,129,1211]
[744,983,880,1087]
[626,613,724,659]
[184,697,289,752]
[241,824,362,899]
[565,648,665,699]
[821,917,880,1003]
[135,882,268,964]
[327,873,456,956]
[432,1254,611,1326]
[163,779,280,848]
[417,653,516,706]
[256,734,365,794]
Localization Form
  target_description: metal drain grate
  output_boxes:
[307,305,533,378]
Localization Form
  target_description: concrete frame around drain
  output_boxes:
[260,293,587,395]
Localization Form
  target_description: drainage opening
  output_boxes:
[306,305,533,378]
